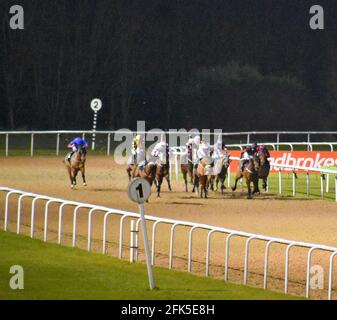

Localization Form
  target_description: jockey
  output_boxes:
[256,144,270,158]
[66,137,88,162]
[197,140,213,166]
[185,134,201,165]
[131,134,143,165]
[239,145,254,172]
[251,142,258,154]
[212,136,227,160]
[151,135,170,163]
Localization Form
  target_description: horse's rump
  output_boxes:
[200,156,213,167]
[197,163,213,176]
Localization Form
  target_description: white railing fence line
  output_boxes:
[1,186,337,299]
[170,150,337,202]
[1,130,337,156]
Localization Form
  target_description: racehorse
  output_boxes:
[65,146,87,189]
[131,162,157,187]
[211,153,231,195]
[232,156,260,199]
[193,156,214,198]
[257,150,270,191]
[181,145,194,192]
[155,160,172,197]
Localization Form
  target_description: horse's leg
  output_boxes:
[67,165,74,188]
[221,177,225,195]
[127,167,131,181]
[157,176,163,197]
[189,166,194,184]
[81,166,87,186]
[183,171,188,192]
[215,176,219,192]
[232,173,242,191]
[252,175,260,194]
[192,174,198,193]
[263,177,267,191]
[71,168,78,189]
[165,175,172,191]
[246,178,252,199]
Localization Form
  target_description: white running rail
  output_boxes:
[1,186,337,299]
[1,130,337,156]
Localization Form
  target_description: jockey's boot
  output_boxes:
[66,151,74,163]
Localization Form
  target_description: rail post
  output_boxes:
[320,174,324,199]
[56,133,60,156]
[335,174,337,203]
[107,133,111,156]
[278,168,282,195]
[5,133,9,157]
[306,171,310,197]
[30,133,34,157]
[292,170,296,196]
[130,220,136,262]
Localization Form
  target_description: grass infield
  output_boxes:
[0,230,301,300]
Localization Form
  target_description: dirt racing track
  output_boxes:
[1,156,337,299]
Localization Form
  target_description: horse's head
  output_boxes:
[221,153,231,168]
[78,146,87,161]
[257,151,268,166]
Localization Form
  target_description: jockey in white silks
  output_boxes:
[197,140,212,161]
[151,135,170,163]
[212,137,227,160]
[184,135,201,166]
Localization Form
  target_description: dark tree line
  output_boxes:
[0,0,337,131]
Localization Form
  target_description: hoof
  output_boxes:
[247,196,252,199]
[83,183,87,186]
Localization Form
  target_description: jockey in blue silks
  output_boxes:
[66,137,88,162]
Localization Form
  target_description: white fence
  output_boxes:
[226,142,337,151]
[1,185,337,299]
[1,130,337,156]
[170,148,337,202]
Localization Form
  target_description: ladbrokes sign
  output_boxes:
[229,151,337,172]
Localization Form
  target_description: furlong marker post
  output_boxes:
[127,178,155,290]
[90,98,102,151]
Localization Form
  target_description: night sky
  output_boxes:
[0,0,336,131]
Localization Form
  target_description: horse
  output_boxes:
[155,160,172,197]
[180,145,194,192]
[257,150,270,191]
[131,162,157,187]
[193,156,214,198]
[232,155,260,199]
[65,146,87,189]
[211,153,231,194]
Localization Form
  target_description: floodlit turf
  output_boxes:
[0,230,301,300]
